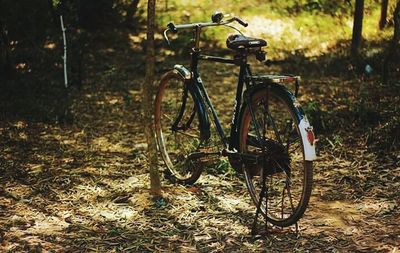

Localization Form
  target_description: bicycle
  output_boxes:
[154,12,317,228]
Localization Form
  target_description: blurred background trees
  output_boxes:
[0,0,144,122]
[0,0,143,81]
[0,0,399,123]
[351,0,365,57]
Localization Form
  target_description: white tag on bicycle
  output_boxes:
[298,117,317,161]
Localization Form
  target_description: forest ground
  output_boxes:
[0,22,400,252]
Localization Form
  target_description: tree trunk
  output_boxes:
[379,0,389,29]
[125,0,140,26]
[392,1,400,42]
[143,0,162,197]
[47,0,58,25]
[0,18,13,80]
[383,0,400,83]
[351,0,364,57]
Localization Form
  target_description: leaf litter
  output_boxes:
[0,29,399,252]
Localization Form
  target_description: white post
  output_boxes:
[60,15,68,88]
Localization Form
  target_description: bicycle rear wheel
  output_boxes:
[239,86,313,227]
[154,71,203,184]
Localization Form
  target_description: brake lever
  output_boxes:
[164,23,178,46]
[163,29,171,46]
[234,17,248,27]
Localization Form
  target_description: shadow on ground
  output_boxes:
[0,25,399,252]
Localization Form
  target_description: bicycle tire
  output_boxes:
[154,71,203,185]
[239,86,313,227]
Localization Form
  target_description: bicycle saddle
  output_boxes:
[226,34,267,50]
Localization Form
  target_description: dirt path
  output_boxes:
[1,30,399,252]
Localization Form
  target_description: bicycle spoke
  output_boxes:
[285,177,296,213]
[242,88,313,227]
[264,174,269,232]
[284,120,293,152]
[155,72,203,184]
[175,130,199,139]
[266,109,283,144]
[281,185,285,220]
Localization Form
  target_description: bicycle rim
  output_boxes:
[154,71,203,184]
[240,87,313,227]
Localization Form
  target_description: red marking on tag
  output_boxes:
[306,128,315,145]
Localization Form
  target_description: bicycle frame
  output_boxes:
[169,23,316,162]
[158,15,316,231]
[165,20,256,153]
[182,48,252,152]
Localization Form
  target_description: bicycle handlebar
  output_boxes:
[163,13,248,46]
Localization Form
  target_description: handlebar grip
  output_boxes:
[167,22,178,33]
[234,17,248,27]
[212,11,223,23]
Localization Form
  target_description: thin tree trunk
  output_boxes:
[126,0,140,26]
[383,0,400,83]
[0,18,13,80]
[47,0,58,25]
[351,0,364,57]
[379,0,389,29]
[392,1,400,43]
[143,0,162,197]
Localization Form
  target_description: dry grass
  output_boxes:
[0,25,399,252]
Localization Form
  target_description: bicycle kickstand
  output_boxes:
[251,161,269,239]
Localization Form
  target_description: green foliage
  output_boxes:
[303,101,326,133]
[52,0,61,7]
[286,0,352,15]
[208,158,235,177]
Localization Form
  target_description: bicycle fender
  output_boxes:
[274,84,316,161]
[245,83,316,161]
[173,65,211,141]
[173,64,191,80]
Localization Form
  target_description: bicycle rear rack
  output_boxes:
[248,74,301,97]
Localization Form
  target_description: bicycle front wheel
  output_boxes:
[154,71,203,185]
[239,86,313,227]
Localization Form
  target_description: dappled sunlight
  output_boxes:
[310,199,361,227]
[197,216,249,236]
[1,182,33,200]
[215,194,252,213]
[129,191,152,212]
[302,196,399,251]
[83,202,141,222]
[245,16,306,45]
[0,199,69,251]
[92,136,132,153]
[26,215,69,235]
[1,87,399,251]
[121,174,148,189]
[243,15,348,58]
[74,184,108,201]
[1,0,399,251]
[198,174,235,188]
[165,187,203,223]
